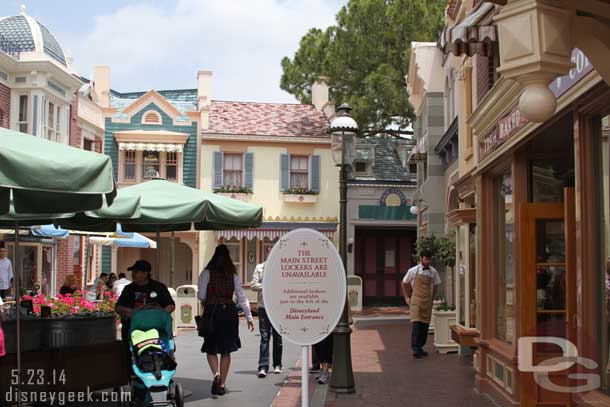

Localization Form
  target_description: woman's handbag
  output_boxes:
[196,302,217,338]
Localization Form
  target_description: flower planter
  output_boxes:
[215,192,252,202]
[283,194,318,203]
[432,310,459,353]
[2,315,116,353]
[428,299,443,333]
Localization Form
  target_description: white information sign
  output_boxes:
[262,228,346,346]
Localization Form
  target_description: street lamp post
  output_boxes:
[328,104,357,394]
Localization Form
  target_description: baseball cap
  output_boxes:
[127,260,152,273]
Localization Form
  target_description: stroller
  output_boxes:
[129,306,184,406]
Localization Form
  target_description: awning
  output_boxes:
[30,224,69,239]
[119,143,184,152]
[90,233,156,248]
[89,225,157,248]
[216,222,337,241]
[441,3,497,57]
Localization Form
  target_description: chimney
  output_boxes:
[93,66,110,108]
[312,76,329,111]
[197,70,213,110]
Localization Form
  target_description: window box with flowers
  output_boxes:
[282,187,319,203]
[213,186,253,202]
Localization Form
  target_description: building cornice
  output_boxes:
[114,130,190,144]
[201,133,331,145]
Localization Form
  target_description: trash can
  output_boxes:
[175,285,198,329]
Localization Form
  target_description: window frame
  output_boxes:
[223,153,243,188]
[166,151,178,181]
[289,155,310,190]
[17,94,29,134]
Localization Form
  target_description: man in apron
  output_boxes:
[402,250,441,358]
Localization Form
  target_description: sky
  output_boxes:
[1,0,346,102]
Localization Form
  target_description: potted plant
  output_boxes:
[432,301,459,353]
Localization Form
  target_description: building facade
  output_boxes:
[94,66,202,288]
[429,0,610,405]
[0,6,105,295]
[199,74,339,300]
[347,136,417,307]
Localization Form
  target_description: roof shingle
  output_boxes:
[203,101,329,138]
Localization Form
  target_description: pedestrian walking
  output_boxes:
[401,249,441,358]
[313,335,333,384]
[198,244,254,396]
[250,261,283,378]
[0,246,13,300]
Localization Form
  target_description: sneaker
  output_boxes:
[317,372,329,384]
[258,369,267,378]
[273,366,282,374]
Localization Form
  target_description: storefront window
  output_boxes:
[531,160,573,203]
[41,245,52,295]
[494,170,514,343]
[143,151,160,179]
[224,238,242,279]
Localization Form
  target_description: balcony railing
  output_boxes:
[0,34,20,60]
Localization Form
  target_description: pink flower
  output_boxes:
[104,291,112,297]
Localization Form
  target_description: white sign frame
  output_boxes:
[262,228,346,346]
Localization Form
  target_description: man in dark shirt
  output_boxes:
[116,260,175,341]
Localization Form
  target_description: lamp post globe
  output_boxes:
[410,205,419,216]
[328,103,357,394]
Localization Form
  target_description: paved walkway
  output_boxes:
[274,319,496,407]
[173,321,299,406]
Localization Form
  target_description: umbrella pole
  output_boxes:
[14,222,22,407]
[170,232,175,288]
[156,227,161,281]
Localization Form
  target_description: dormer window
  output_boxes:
[355,161,367,173]
[142,110,162,125]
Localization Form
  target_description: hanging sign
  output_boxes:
[262,228,346,346]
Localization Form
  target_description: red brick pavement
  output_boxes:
[273,319,496,407]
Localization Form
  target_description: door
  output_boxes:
[519,188,576,406]
[356,229,415,306]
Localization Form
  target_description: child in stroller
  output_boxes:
[129,306,184,406]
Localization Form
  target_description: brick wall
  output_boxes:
[56,238,74,292]
[0,82,10,129]
[69,94,81,148]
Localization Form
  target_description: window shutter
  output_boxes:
[213,151,224,189]
[244,152,254,190]
[310,155,321,192]
[280,154,290,191]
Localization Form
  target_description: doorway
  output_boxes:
[355,228,416,306]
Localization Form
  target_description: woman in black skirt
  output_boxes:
[197,244,254,396]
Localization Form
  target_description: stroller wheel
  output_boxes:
[174,383,184,407]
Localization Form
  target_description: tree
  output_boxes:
[280,0,446,136]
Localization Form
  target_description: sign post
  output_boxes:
[263,229,347,407]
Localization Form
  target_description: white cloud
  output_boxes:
[65,0,342,102]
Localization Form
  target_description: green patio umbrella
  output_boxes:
[0,128,117,406]
[80,178,263,284]
[0,128,116,214]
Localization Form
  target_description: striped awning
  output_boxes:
[119,143,184,152]
[217,222,337,241]
[441,3,497,57]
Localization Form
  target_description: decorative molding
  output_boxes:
[113,130,190,144]
[202,133,331,145]
[447,208,477,225]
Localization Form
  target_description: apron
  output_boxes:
[410,267,434,324]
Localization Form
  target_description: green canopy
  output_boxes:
[116,179,263,232]
[0,194,141,229]
[0,128,116,214]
